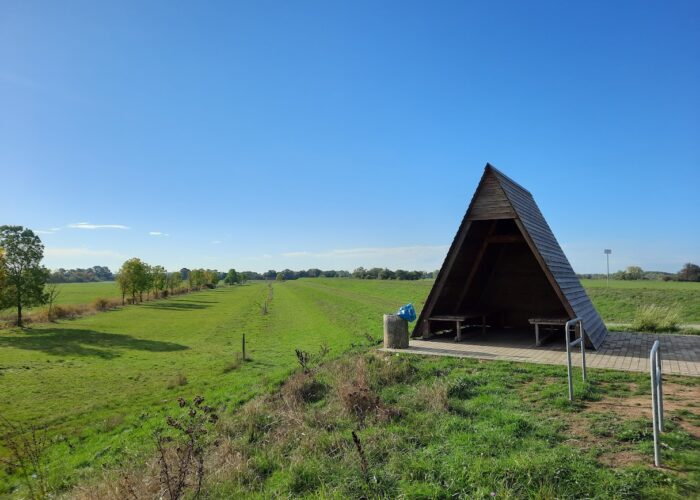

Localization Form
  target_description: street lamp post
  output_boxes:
[604,249,612,286]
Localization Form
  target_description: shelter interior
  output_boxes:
[428,218,568,336]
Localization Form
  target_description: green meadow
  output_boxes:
[581,279,700,324]
[0,278,698,496]
[0,279,427,494]
[45,281,122,305]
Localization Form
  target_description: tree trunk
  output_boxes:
[14,286,22,327]
[383,314,408,349]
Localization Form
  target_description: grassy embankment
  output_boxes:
[79,351,700,499]
[0,279,429,494]
[581,279,700,333]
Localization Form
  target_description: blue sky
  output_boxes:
[1,1,698,274]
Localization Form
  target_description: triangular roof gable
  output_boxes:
[414,164,608,349]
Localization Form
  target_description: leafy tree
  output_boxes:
[166,272,183,294]
[179,268,191,281]
[48,266,114,283]
[678,263,700,282]
[352,267,366,279]
[205,269,219,287]
[614,266,644,280]
[365,267,382,279]
[189,269,207,290]
[224,269,240,285]
[306,268,322,278]
[378,268,395,280]
[150,265,167,298]
[45,283,60,321]
[0,226,49,327]
[263,270,278,280]
[0,249,7,305]
[117,258,150,303]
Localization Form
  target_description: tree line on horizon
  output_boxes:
[0,225,249,326]
[577,263,700,282]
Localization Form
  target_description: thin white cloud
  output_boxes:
[36,228,60,235]
[44,247,125,258]
[149,231,169,237]
[68,222,130,230]
[210,240,222,245]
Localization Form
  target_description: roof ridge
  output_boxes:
[484,163,532,195]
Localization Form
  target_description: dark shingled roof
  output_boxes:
[414,163,608,349]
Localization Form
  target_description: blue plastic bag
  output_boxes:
[397,303,416,322]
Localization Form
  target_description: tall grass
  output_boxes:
[631,304,681,332]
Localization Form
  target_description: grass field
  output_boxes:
[1,278,698,496]
[45,281,122,305]
[581,279,700,324]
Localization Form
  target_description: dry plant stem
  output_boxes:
[351,430,370,486]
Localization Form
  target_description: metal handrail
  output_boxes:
[650,340,664,467]
[565,318,586,401]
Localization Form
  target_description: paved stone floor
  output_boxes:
[383,329,700,377]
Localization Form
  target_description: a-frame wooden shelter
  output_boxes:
[414,164,608,349]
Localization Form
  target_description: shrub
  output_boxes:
[154,396,218,499]
[631,304,680,332]
[92,297,110,311]
[282,372,328,405]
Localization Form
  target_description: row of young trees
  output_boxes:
[115,260,240,304]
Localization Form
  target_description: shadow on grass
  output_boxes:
[0,328,189,359]
[141,301,211,311]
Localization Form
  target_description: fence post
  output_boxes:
[564,318,586,401]
[650,340,663,467]
[242,333,246,361]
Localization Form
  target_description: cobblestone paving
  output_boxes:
[383,330,700,377]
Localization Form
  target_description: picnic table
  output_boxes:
[528,317,570,346]
[427,313,486,341]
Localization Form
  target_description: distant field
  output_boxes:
[581,279,700,324]
[47,281,121,305]
[581,279,700,290]
[19,278,700,325]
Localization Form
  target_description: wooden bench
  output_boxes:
[528,317,570,346]
[428,313,486,342]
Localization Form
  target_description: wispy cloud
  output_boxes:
[68,222,130,230]
[149,231,169,237]
[44,247,125,258]
[35,228,61,235]
[210,240,222,245]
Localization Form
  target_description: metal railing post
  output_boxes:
[650,340,663,467]
[564,318,586,401]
